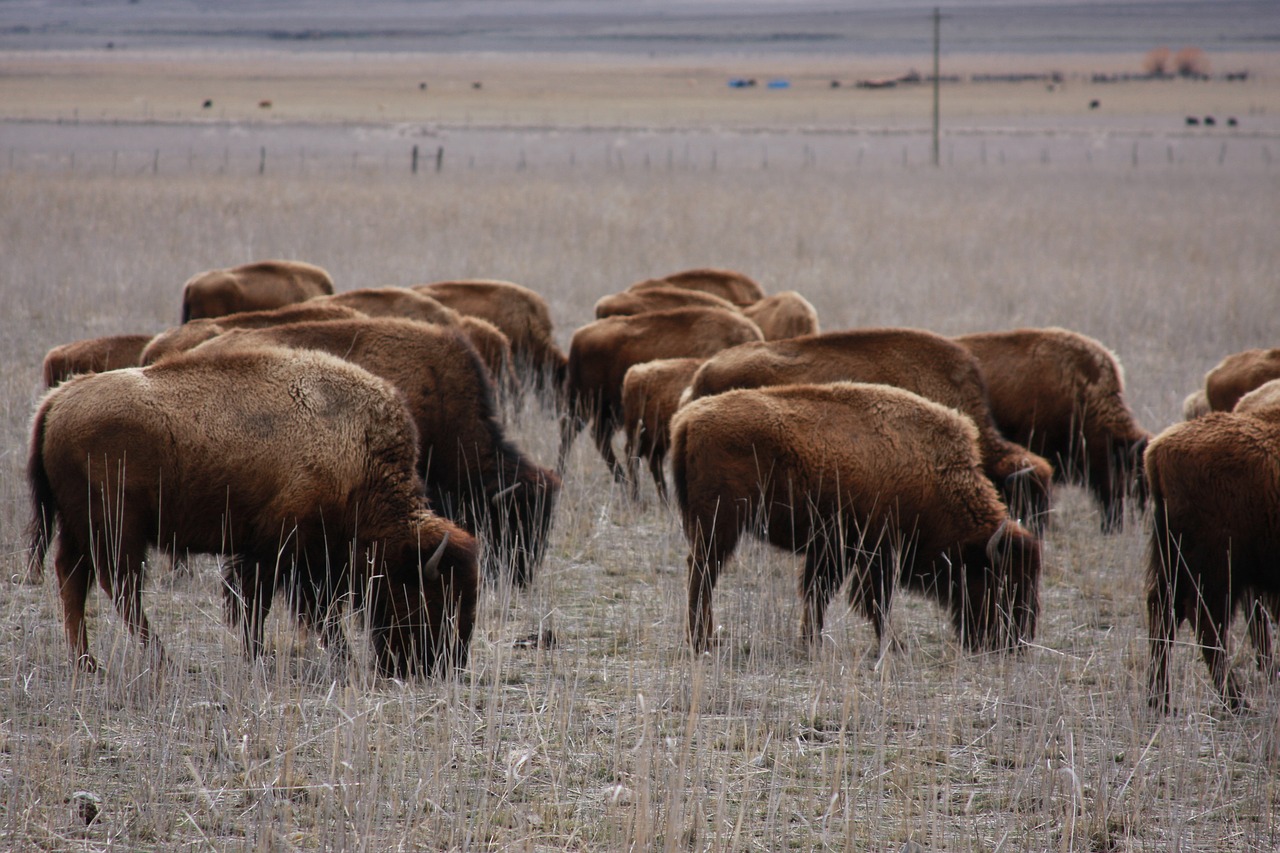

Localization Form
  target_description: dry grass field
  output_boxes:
[2,49,1280,852]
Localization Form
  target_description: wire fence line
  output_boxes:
[4,126,1276,177]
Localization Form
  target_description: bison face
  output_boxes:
[367,518,479,678]
[952,521,1042,651]
[486,462,561,587]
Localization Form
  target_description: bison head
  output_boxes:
[949,520,1042,651]
[366,514,479,677]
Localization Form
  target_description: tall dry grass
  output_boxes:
[1,150,1278,850]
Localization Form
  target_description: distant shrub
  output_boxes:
[1174,46,1210,78]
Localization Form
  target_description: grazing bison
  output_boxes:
[314,287,517,393]
[1233,378,1280,416]
[672,382,1042,653]
[193,319,559,587]
[628,267,766,307]
[1182,388,1211,420]
[1145,411,1280,711]
[687,328,1054,529]
[414,279,568,397]
[1204,348,1280,413]
[595,285,739,319]
[181,260,335,322]
[141,302,363,365]
[742,291,821,340]
[28,347,479,677]
[42,333,153,387]
[955,327,1151,532]
[560,307,763,491]
[621,357,704,502]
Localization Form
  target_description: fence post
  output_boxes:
[436,146,444,173]
[412,144,419,174]
[259,146,266,175]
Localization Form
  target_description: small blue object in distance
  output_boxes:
[766,79,790,89]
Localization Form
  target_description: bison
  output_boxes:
[28,346,479,677]
[1204,348,1280,413]
[672,382,1042,654]
[192,318,559,587]
[687,328,1054,529]
[1233,378,1280,416]
[628,267,766,308]
[141,302,364,365]
[621,357,704,502]
[1145,411,1280,711]
[560,306,763,492]
[313,287,517,394]
[955,327,1151,533]
[742,291,821,340]
[413,279,569,399]
[181,259,335,323]
[595,285,739,319]
[42,333,153,387]
[1182,388,1211,421]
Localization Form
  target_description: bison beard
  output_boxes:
[672,383,1042,655]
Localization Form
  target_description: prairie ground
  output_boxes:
[1,47,1279,852]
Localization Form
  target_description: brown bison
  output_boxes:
[414,279,568,396]
[628,267,766,307]
[42,333,153,387]
[181,259,335,322]
[1233,378,1280,416]
[1182,388,1211,420]
[192,318,559,587]
[28,347,478,677]
[955,327,1151,533]
[141,302,363,365]
[621,357,704,502]
[560,307,764,491]
[687,329,1054,529]
[672,382,1042,654]
[1204,348,1280,413]
[595,285,739,319]
[1145,411,1280,711]
[314,287,517,393]
[742,291,821,340]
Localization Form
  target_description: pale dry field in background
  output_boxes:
[2,47,1280,852]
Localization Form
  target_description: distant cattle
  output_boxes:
[741,291,820,340]
[628,267,766,308]
[687,329,1054,529]
[414,279,568,399]
[42,333,153,387]
[561,307,763,490]
[193,319,559,587]
[956,327,1150,532]
[621,357,704,501]
[181,260,334,322]
[672,382,1042,653]
[141,302,364,365]
[1203,348,1280,413]
[28,347,478,676]
[1145,411,1280,711]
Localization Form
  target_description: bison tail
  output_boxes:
[25,396,57,580]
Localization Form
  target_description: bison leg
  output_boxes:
[648,451,669,505]
[685,511,740,652]
[1146,519,1179,713]
[223,558,276,660]
[589,409,633,495]
[1194,595,1244,711]
[1246,593,1277,678]
[842,550,893,655]
[556,406,586,473]
[54,535,97,671]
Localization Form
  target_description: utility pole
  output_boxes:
[932,7,941,167]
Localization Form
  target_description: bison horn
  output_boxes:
[424,531,451,574]
[490,482,522,506]
[986,519,1012,564]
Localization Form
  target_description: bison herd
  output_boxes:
[25,260,1280,712]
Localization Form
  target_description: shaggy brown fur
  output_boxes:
[621,357,704,502]
[628,267,766,307]
[741,291,821,340]
[595,285,739,319]
[193,319,559,587]
[1204,348,1280,412]
[1145,412,1280,711]
[316,287,517,393]
[141,302,363,364]
[687,328,1054,529]
[42,334,153,387]
[1182,389,1211,420]
[1233,379,1280,416]
[414,279,568,396]
[181,259,335,322]
[28,347,478,677]
[560,307,764,490]
[956,327,1151,533]
[671,382,1042,653]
